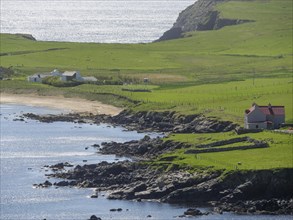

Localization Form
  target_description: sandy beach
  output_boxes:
[0,93,123,116]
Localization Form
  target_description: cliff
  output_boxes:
[157,0,252,41]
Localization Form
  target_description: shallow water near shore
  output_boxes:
[0,104,291,220]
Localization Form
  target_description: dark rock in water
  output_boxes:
[54,181,69,187]
[92,144,100,148]
[89,215,101,220]
[90,194,98,198]
[184,208,204,216]
[13,118,25,122]
[42,180,52,187]
[49,162,73,170]
[147,215,152,218]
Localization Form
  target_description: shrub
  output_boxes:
[42,76,82,87]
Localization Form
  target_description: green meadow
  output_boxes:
[0,0,292,171]
[156,131,293,171]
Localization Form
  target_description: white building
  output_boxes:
[27,73,50,82]
[244,103,285,129]
[61,71,82,81]
[28,69,97,84]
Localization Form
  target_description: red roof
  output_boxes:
[246,104,285,116]
[259,106,285,115]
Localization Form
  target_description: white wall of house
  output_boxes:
[75,71,83,81]
[28,75,42,83]
[246,106,266,123]
[245,121,267,129]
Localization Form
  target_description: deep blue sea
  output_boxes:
[0,104,292,220]
[1,0,195,43]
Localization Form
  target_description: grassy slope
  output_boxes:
[158,131,293,171]
[0,0,292,170]
[0,0,292,79]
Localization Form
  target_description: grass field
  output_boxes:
[0,0,292,171]
[156,131,293,171]
[0,0,292,81]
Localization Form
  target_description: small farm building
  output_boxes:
[28,69,96,83]
[244,103,285,129]
[61,71,82,81]
[27,73,50,83]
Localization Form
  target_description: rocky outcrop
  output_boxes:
[45,160,293,215]
[214,199,293,215]
[23,110,236,133]
[157,0,253,41]
[17,34,36,41]
[109,110,236,133]
[99,135,191,159]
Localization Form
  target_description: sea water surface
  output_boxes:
[0,104,291,220]
[1,0,195,43]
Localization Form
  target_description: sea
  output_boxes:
[1,0,195,43]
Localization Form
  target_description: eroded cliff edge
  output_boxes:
[157,0,252,41]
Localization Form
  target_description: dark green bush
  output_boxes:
[42,76,82,87]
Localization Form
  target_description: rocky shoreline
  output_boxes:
[23,109,236,133]
[41,159,293,215]
[23,110,293,216]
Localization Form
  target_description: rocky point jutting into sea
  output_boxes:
[22,110,293,216]
[157,0,253,41]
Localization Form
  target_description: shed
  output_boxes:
[27,73,50,83]
[61,71,82,81]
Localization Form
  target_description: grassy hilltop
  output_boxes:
[1,0,292,170]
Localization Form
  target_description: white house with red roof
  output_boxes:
[244,103,285,129]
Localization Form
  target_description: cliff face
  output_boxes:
[157,0,252,41]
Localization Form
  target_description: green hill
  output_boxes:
[0,0,292,124]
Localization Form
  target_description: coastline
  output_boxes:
[0,93,123,116]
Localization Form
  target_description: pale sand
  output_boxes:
[0,93,123,116]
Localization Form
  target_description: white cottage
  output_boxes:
[244,103,285,129]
